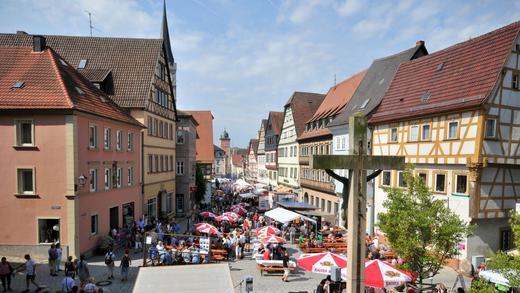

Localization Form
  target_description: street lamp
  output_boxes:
[78,174,87,186]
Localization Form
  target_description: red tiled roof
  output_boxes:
[284,91,325,138]
[185,110,215,164]
[370,21,520,123]
[0,46,142,127]
[298,70,367,141]
[232,154,244,166]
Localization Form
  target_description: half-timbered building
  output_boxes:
[370,22,520,259]
[277,92,325,195]
[297,70,366,220]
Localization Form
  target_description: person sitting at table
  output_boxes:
[258,243,265,254]
[298,234,305,245]
[263,248,271,260]
[369,248,381,260]
[148,244,159,266]
[156,241,165,252]
[327,233,335,240]
[162,250,173,265]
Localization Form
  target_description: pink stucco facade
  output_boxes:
[0,114,69,246]
[0,112,142,257]
[75,114,142,254]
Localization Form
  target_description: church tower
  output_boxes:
[220,130,231,176]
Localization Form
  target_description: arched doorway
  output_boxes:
[303,192,309,204]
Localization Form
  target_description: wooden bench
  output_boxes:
[256,266,295,276]
[302,247,326,253]
[323,243,348,248]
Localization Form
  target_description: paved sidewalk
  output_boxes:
[7,250,142,293]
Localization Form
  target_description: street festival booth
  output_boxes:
[264,207,317,225]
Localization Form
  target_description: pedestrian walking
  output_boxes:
[104,249,116,279]
[0,257,13,292]
[289,225,296,244]
[61,273,75,293]
[48,244,58,276]
[64,256,76,279]
[55,244,62,273]
[76,255,90,288]
[281,248,290,282]
[22,254,42,292]
[120,250,131,281]
[134,231,143,253]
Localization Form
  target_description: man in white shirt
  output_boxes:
[22,254,42,293]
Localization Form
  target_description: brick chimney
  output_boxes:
[416,40,425,47]
[33,35,46,52]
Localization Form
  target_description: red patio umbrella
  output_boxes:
[260,235,286,245]
[195,223,220,235]
[200,211,217,218]
[223,211,240,219]
[255,226,280,238]
[341,259,412,289]
[231,206,247,215]
[216,215,236,223]
[296,252,347,275]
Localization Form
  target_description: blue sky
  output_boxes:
[1,0,519,147]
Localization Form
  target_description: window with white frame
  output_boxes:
[512,72,519,89]
[104,168,111,190]
[409,125,419,142]
[147,117,153,135]
[89,168,97,192]
[455,174,468,194]
[116,130,123,151]
[17,168,35,194]
[421,124,431,141]
[127,132,133,151]
[147,198,157,219]
[91,214,98,235]
[435,173,446,193]
[15,120,34,146]
[382,171,391,186]
[116,168,122,188]
[177,161,184,175]
[89,125,98,148]
[485,119,496,138]
[104,128,111,150]
[447,121,459,139]
[390,128,398,142]
[127,166,133,186]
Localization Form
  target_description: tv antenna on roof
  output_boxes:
[85,10,94,37]
[334,74,337,87]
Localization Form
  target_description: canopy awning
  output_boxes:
[265,207,317,224]
[239,192,257,199]
[479,270,511,287]
[277,201,319,210]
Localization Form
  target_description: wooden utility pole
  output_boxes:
[310,112,405,293]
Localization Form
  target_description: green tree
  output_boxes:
[194,164,207,203]
[378,169,473,285]
[486,212,520,287]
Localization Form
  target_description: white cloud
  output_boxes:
[336,0,362,16]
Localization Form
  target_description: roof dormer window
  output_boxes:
[12,81,25,89]
[360,98,370,109]
[78,59,88,69]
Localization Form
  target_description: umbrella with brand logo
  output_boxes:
[297,252,347,275]
[341,259,412,288]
